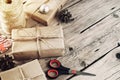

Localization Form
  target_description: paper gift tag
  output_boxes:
[24,0,68,25]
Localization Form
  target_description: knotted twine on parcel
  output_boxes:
[0,59,47,80]
[11,26,65,60]
[23,0,68,25]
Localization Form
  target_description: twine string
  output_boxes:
[14,27,59,58]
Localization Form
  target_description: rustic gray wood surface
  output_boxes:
[50,0,120,80]
[71,47,120,80]
[1,0,120,80]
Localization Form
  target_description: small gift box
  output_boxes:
[24,0,68,25]
[0,59,47,80]
[11,26,65,60]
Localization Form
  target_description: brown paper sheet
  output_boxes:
[11,26,65,60]
[24,0,68,25]
[0,59,47,80]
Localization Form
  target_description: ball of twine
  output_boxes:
[0,0,26,34]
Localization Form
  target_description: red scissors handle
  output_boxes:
[46,59,96,79]
[47,69,59,79]
[49,59,61,68]
[47,59,61,79]
[47,59,70,79]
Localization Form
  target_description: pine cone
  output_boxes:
[57,9,74,23]
[0,55,15,71]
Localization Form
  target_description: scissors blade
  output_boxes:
[76,71,96,76]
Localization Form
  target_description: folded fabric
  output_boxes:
[11,26,65,60]
[24,0,67,25]
[0,59,47,80]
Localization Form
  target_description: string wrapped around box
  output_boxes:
[24,0,68,25]
[0,60,47,80]
[11,26,65,60]
[0,0,26,34]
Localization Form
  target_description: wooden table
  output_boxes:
[1,0,120,80]
[44,0,120,80]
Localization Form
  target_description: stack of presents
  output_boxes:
[0,0,68,79]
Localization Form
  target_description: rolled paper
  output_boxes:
[0,0,26,34]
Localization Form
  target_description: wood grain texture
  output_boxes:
[57,10,120,80]
[53,0,120,80]
[1,0,120,80]
[63,0,120,39]
[71,47,120,80]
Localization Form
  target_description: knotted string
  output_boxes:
[35,27,58,58]
[14,27,60,58]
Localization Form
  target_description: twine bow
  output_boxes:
[36,27,59,58]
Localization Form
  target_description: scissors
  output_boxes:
[46,59,96,79]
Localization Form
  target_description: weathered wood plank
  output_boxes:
[38,9,120,80]
[1,0,120,80]
[71,47,120,80]
[56,8,120,80]
[63,0,120,40]
[36,0,120,80]
[63,0,82,9]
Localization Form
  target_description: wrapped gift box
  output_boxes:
[11,26,65,60]
[0,59,47,80]
[24,0,68,25]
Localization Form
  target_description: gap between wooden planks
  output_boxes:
[63,0,120,40]
[49,0,120,80]
[70,47,120,80]
[1,0,120,80]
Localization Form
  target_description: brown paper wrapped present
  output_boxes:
[11,26,65,60]
[24,0,68,25]
[0,59,47,80]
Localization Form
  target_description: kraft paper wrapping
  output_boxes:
[11,26,65,60]
[0,59,47,80]
[24,0,68,25]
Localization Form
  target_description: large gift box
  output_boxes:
[24,0,68,25]
[11,26,65,60]
[0,59,47,80]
